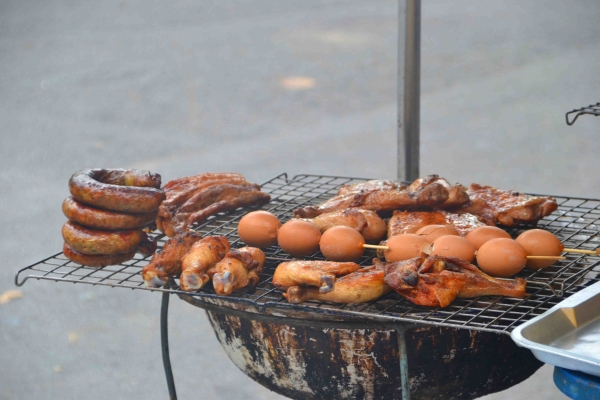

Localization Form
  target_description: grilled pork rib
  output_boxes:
[384,255,526,307]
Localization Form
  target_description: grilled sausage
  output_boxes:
[62,196,158,230]
[63,242,136,267]
[62,221,143,255]
[69,168,165,213]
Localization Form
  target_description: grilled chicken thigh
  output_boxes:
[212,247,266,295]
[179,236,230,291]
[273,260,360,293]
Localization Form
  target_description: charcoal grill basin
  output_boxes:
[180,294,542,400]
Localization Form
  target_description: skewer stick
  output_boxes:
[563,248,600,255]
[362,244,389,250]
[525,255,566,260]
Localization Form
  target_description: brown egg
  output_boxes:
[384,234,428,262]
[476,238,527,277]
[237,211,281,248]
[415,224,459,243]
[319,226,365,262]
[516,229,564,269]
[465,226,512,250]
[431,235,476,263]
[277,219,321,258]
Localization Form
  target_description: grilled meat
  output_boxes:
[337,180,404,196]
[301,209,387,241]
[273,260,360,293]
[141,231,203,287]
[284,261,390,304]
[212,247,266,295]
[157,173,270,236]
[293,180,450,218]
[407,175,469,209]
[387,210,486,237]
[384,255,527,307]
[454,184,558,226]
[179,236,230,291]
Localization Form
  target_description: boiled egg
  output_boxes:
[319,226,365,262]
[516,229,564,269]
[277,219,321,258]
[476,238,527,277]
[465,226,512,250]
[384,234,428,262]
[237,210,281,248]
[431,235,476,263]
[415,224,459,243]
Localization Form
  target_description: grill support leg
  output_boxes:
[161,291,178,400]
[396,324,411,400]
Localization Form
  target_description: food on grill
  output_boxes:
[406,175,470,208]
[516,229,564,269]
[430,235,476,263]
[415,224,459,243]
[63,242,137,268]
[212,247,265,296]
[277,219,321,257]
[301,209,387,242]
[319,226,365,262]
[142,231,203,287]
[62,196,158,231]
[464,226,512,250]
[292,178,453,218]
[69,168,164,214]
[476,238,528,277]
[454,184,558,226]
[272,260,360,293]
[237,210,281,248]
[382,234,428,262]
[337,180,404,196]
[387,210,486,237]
[62,221,143,255]
[179,236,230,291]
[283,261,390,304]
[157,173,270,237]
[384,255,527,307]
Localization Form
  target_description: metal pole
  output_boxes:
[161,291,178,400]
[397,0,421,181]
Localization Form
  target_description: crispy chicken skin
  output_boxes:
[454,184,558,226]
[301,209,387,241]
[142,231,203,287]
[157,174,270,236]
[284,261,390,304]
[212,247,266,296]
[387,210,486,238]
[384,255,526,307]
[293,181,449,218]
[179,236,230,291]
[273,260,360,293]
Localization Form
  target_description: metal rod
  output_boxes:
[396,325,411,400]
[397,0,421,181]
[161,291,178,400]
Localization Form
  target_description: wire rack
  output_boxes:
[15,173,600,334]
[566,102,600,125]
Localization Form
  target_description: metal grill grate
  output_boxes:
[566,102,600,125]
[15,173,600,334]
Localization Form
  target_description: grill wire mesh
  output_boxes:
[15,173,600,334]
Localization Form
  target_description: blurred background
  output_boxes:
[2,0,599,398]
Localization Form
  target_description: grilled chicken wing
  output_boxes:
[273,260,360,293]
[301,209,387,241]
[212,247,266,295]
[179,236,230,291]
[387,210,486,237]
[142,231,203,287]
[293,181,449,218]
[284,262,390,304]
[384,255,526,307]
[453,184,558,226]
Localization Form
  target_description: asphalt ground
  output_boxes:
[1,0,599,398]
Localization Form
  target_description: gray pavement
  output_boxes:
[2,0,599,398]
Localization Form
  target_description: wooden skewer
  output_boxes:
[563,247,600,255]
[362,244,389,250]
[526,255,566,260]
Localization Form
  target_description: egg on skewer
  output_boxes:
[465,226,512,250]
[319,226,365,262]
[277,219,322,257]
[415,224,459,243]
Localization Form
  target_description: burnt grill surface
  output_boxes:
[15,173,600,334]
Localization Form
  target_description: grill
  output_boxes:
[15,173,600,335]
[566,102,600,125]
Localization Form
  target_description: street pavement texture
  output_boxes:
[1,0,599,398]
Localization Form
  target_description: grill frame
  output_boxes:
[15,172,600,335]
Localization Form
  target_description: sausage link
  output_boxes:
[62,196,157,230]
[62,221,143,255]
[63,242,136,267]
[69,168,165,213]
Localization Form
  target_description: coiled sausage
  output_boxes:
[62,221,143,255]
[69,168,165,213]
[63,242,136,267]
[62,196,157,230]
